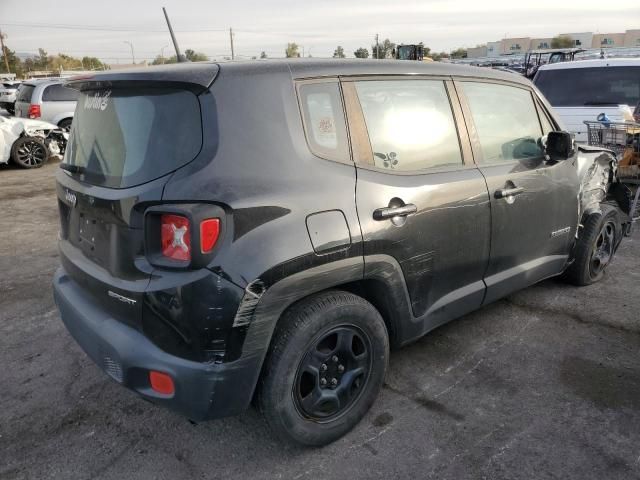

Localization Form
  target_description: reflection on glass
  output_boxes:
[461,82,544,163]
[355,80,462,171]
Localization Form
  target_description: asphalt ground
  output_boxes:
[1,158,639,480]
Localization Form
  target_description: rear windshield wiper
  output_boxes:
[59,163,85,174]
[583,101,620,106]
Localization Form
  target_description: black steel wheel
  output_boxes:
[258,290,388,446]
[562,206,621,286]
[293,325,372,421]
[11,136,48,169]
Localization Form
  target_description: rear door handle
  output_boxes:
[495,187,525,199]
[373,203,417,221]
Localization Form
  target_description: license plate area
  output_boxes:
[78,212,98,249]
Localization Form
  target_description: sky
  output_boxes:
[1,0,638,63]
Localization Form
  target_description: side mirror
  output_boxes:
[545,131,574,161]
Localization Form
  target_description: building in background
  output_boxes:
[530,37,553,50]
[467,45,488,58]
[624,29,640,47]
[559,32,593,48]
[486,41,502,57]
[592,33,626,48]
[500,38,531,54]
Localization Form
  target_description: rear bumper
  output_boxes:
[53,267,264,420]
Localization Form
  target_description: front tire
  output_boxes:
[11,136,49,168]
[258,290,389,446]
[563,206,622,286]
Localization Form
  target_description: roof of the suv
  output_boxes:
[23,78,66,88]
[67,59,532,91]
[538,58,640,71]
[221,58,531,85]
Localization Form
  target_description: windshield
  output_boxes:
[534,66,640,107]
[63,87,202,188]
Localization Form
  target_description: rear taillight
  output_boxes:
[161,214,191,261]
[200,218,220,253]
[28,104,41,119]
[146,205,224,268]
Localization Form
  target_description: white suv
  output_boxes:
[533,58,640,142]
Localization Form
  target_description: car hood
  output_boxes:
[0,116,59,132]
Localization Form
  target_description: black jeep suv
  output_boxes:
[53,59,628,446]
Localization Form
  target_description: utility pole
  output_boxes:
[375,33,379,59]
[163,7,185,62]
[0,30,11,73]
[229,28,235,60]
[123,41,135,64]
[161,44,169,64]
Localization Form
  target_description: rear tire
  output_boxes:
[562,206,621,286]
[6,105,15,115]
[11,136,49,169]
[258,290,389,446]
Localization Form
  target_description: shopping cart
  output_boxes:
[584,120,640,229]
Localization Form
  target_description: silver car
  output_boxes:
[14,79,78,131]
[0,81,21,115]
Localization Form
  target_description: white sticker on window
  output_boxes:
[84,90,111,111]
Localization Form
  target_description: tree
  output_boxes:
[0,46,23,76]
[151,54,177,65]
[184,49,209,61]
[333,46,346,58]
[354,47,369,58]
[551,35,574,49]
[419,43,431,57]
[260,51,267,59]
[285,43,300,58]
[371,38,395,59]
[450,48,467,59]
[33,48,48,69]
[81,56,107,70]
[431,51,450,61]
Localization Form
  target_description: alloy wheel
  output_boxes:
[590,220,615,277]
[16,140,47,167]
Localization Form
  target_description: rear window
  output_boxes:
[42,84,79,102]
[63,87,202,188]
[534,66,640,107]
[16,85,35,102]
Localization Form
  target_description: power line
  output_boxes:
[0,21,227,33]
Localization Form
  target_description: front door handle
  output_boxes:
[495,187,525,199]
[373,203,417,221]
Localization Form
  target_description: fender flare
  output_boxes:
[235,255,415,399]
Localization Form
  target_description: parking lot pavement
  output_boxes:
[1,160,639,480]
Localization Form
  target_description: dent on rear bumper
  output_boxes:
[53,267,265,420]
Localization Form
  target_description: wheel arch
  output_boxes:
[242,255,414,401]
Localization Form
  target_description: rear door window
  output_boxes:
[461,82,544,164]
[353,80,462,171]
[43,84,80,102]
[16,85,35,102]
[534,66,640,107]
[298,82,350,163]
[64,87,202,188]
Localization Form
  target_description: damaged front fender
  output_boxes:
[576,145,616,218]
[0,116,67,164]
[576,144,630,231]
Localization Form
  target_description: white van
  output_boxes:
[533,58,640,142]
